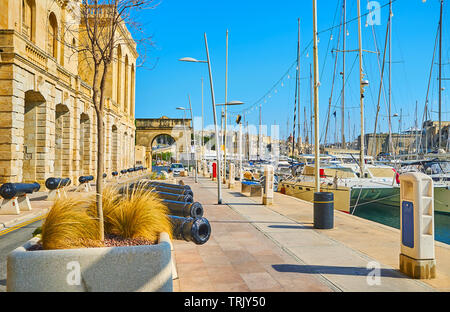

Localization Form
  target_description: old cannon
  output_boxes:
[120,169,127,175]
[162,200,203,218]
[112,171,118,177]
[0,182,40,200]
[169,216,211,245]
[45,177,71,190]
[0,182,40,215]
[153,191,194,203]
[102,173,107,179]
[76,176,94,192]
[45,178,71,201]
[146,181,192,191]
[129,182,194,197]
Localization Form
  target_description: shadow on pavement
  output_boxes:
[272,264,405,278]
[268,225,314,230]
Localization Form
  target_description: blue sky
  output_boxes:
[134,0,449,143]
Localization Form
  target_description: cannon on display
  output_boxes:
[169,216,211,245]
[162,200,204,218]
[45,178,71,201]
[0,182,40,215]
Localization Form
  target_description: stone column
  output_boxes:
[262,165,274,205]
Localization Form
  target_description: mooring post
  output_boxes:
[399,172,436,279]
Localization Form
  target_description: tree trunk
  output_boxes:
[96,108,105,241]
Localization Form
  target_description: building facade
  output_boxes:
[0,0,136,185]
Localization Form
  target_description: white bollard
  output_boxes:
[202,161,208,177]
[263,165,274,206]
[17,195,32,212]
[399,172,436,279]
[228,163,235,189]
[0,198,20,215]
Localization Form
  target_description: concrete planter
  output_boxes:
[7,232,173,292]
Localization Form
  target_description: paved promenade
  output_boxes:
[1,173,448,292]
[173,176,450,292]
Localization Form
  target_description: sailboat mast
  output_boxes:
[312,0,320,192]
[342,0,346,149]
[310,63,313,153]
[357,0,365,177]
[439,0,443,150]
[388,0,394,155]
[297,18,301,155]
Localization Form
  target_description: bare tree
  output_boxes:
[59,0,157,240]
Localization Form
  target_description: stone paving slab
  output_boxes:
[172,177,333,292]
[180,176,448,292]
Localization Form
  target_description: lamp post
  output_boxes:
[179,33,223,204]
[216,101,245,182]
[176,107,190,174]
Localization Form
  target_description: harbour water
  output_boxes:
[353,203,450,245]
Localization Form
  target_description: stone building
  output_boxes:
[0,0,136,185]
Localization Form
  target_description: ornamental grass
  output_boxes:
[40,184,172,250]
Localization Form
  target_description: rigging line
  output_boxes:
[317,0,399,36]
[418,23,440,152]
[319,0,342,81]
[324,4,343,146]
[231,40,314,115]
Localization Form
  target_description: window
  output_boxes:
[22,0,35,41]
[48,13,58,58]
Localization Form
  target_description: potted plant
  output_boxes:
[7,186,174,292]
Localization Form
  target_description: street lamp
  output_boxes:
[179,33,223,204]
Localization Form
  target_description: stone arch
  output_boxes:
[23,90,46,182]
[55,104,70,178]
[111,125,118,171]
[48,12,58,59]
[80,113,91,175]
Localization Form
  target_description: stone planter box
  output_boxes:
[7,233,173,292]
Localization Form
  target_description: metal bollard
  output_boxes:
[399,172,436,279]
[313,192,334,229]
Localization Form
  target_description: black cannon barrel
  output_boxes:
[162,200,203,218]
[152,185,193,197]
[112,171,118,177]
[169,216,211,245]
[78,175,94,184]
[0,182,40,200]
[127,168,135,173]
[146,181,192,191]
[45,178,71,190]
[153,191,194,203]
[120,169,127,174]
[102,173,107,179]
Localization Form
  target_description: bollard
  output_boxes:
[202,161,208,177]
[228,163,235,189]
[162,200,204,218]
[169,216,211,245]
[399,172,436,279]
[0,183,40,215]
[45,177,71,201]
[212,162,217,181]
[262,165,274,205]
[313,192,334,229]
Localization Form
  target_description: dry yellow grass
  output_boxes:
[107,184,173,243]
[41,184,172,249]
[41,195,102,250]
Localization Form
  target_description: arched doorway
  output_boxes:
[23,90,46,182]
[55,104,70,178]
[151,134,176,171]
[79,113,91,175]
